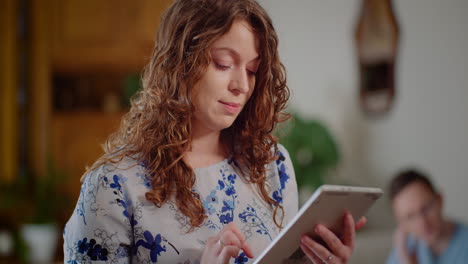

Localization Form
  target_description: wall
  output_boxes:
[259,0,468,227]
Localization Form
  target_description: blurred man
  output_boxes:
[386,169,468,264]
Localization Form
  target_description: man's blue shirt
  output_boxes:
[386,222,468,264]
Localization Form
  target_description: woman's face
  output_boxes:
[191,19,260,134]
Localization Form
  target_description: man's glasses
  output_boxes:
[403,198,438,223]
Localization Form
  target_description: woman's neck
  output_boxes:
[184,128,227,169]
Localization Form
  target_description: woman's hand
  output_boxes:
[299,213,367,264]
[201,222,254,264]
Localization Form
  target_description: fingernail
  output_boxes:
[314,225,321,233]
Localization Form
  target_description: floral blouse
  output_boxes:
[63,144,298,264]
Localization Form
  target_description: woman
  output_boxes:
[64,0,364,263]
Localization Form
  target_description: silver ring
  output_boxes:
[323,255,333,263]
[217,239,225,247]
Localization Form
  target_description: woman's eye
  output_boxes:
[215,62,231,70]
[247,69,257,76]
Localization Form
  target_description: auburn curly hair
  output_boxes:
[87,0,290,229]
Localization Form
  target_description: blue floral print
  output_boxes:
[135,231,167,262]
[234,252,249,264]
[64,144,296,264]
[109,174,123,191]
[203,190,219,215]
[76,180,88,226]
[217,168,239,225]
[77,237,109,261]
[239,205,272,240]
[272,151,290,204]
[104,174,139,228]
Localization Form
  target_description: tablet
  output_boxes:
[253,185,383,264]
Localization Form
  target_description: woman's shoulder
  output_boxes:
[266,143,298,216]
[266,143,292,170]
[266,143,295,188]
[81,155,153,194]
[275,143,291,160]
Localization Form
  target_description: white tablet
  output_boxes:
[253,185,383,264]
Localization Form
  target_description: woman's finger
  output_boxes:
[208,236,223,255]
[240,241,254,259]
[341,212,356,249]
[300,235,335,263]
[219,245,241,264]
[200,236,223,264]
[355,216,367,231]
[223,223,254,258]
[221,229,243,247]
[315,224,349,259]
[227,222,246,242]
[300,243,323,264]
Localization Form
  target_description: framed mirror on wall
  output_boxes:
[355,0,400,116]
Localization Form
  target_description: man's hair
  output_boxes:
[389,169,437,201]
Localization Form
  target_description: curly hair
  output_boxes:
[87,0,290,229]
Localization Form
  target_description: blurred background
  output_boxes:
[0,0,467,263]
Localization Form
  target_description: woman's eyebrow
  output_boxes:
[212,47,259,63]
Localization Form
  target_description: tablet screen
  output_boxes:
[253,185,383,264]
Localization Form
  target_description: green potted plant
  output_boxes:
[0,159,72,263]
[278,113,340,201]
[0,175,29,262]
[23,159,72,263]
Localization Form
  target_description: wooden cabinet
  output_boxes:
[50,111,124,196]
[28,0,171,190]
[49,0,171,73]
[0,0,18,182]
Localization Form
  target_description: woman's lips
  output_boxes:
[219,101,240,114]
